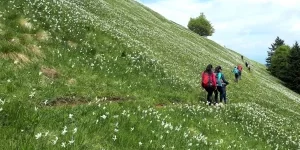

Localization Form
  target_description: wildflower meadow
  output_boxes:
[0,0,299,149]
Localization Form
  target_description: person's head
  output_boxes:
[215,66,222,73]
[205,64,213,73]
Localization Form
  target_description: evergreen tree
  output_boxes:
[286,41,300,93]
[266,36,284,69]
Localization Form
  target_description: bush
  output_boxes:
[187,13,214,36]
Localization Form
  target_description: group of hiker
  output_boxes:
[201,55,250,106]
[232,64,243,82]
[242,55,251,72]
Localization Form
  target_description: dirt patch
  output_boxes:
[19,18,33,30]
[155,103,165,108]
[0,52,30,64]
[27,44,44,57]
[44,96,89,107]
[40,66,60,79]
[67,78,77,85]
[67,41,78,48]
[36,30,49,41]
[22,34,34,42]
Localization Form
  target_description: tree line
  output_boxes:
[266,37,300,93]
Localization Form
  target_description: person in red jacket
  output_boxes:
[201,64,217,106]
[237,64,243,80]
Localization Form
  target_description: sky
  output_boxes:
[137,0,300,64]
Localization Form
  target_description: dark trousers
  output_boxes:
[217,86,227,104]
[205,87,215,105]
[234,73,239,82]
[214,89,219,104]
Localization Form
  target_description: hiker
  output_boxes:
[241,55,244,61]
[248,63,251,72]
[213,67,220,105]
[201,64,217,106]
[232,66,239,82]
[245,61,248,68]
[237,64,243,80]
[215,66,229,104]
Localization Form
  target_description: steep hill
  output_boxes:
[0,0,299,149]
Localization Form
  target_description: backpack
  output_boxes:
[202,72,213,88]
[237,65,242,71]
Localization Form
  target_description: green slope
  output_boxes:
[0,0,299,149]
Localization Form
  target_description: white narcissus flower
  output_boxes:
[114,128,119,132]
[43,100,48,105]
[73,127,77,134]
[69,139,75,145]
[44,131,49,136]
[62,126,67,135]
[100,115,107,119]
[112,135,117,141]
[35,133,42,139]
[52,136,58,145]
[29,91,36,98]
[69,114,73,119]
[0,99,4,105]
[61,142,66,147]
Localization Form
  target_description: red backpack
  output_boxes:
[202,72,213,88]
[237,65,242,71]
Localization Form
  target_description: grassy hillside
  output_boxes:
[0,0,299,149]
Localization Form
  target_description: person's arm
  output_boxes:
[221,74,229,85]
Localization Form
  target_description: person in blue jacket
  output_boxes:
[215,66,229,104]
[232,66,239,82]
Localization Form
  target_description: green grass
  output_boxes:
[0,0,300,149]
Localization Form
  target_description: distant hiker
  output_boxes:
[201,64,217,106]
[248,64,251,72]
[241,55,244,61]
[232,66,239,82]
[245,61,248,68]
[237,64,243,80]
[215,66,229,104]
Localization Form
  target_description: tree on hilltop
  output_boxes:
[266,36,284,69]
[187,13,215,37]
[270,45,290,81]
[286,41,300,92]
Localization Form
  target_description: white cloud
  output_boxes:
[140,0,300,64]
